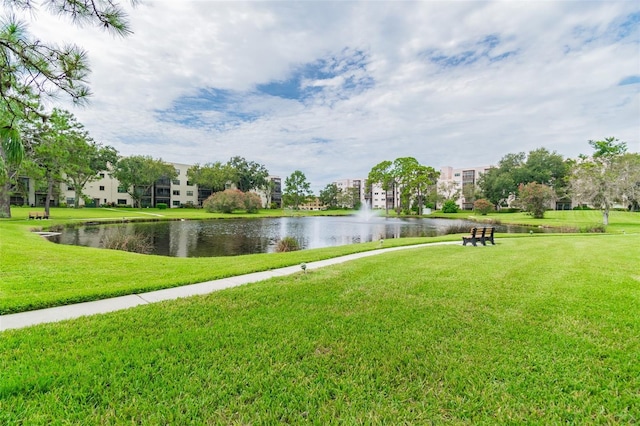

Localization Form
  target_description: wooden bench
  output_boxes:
[28,211,49,220]
[462,227,495,246]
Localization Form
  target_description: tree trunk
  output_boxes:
[602,209,609,226]
[75,187,82,208]
[45,177,54,216]
[0,181,11,218]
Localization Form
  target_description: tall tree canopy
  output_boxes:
[111,155,177,208]
[367,160,395,214]
[187,162,233,193]
[478,148,569,208]
[570,137,638,225]
[0,0,135,217]
[319,183,339,209]
[227,156,269,193]
[283,170,312,210]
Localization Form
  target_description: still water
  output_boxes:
[49,215,532,258]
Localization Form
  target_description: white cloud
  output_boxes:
[16,1,640,192]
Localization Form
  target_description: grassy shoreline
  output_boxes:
[1,208,638,315]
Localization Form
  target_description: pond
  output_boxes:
[48,214,540,258]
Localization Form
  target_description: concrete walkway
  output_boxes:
[0,241,461,332]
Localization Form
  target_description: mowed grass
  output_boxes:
[1,208,639,314]
[0,214,456,314]
[1,235,638,423]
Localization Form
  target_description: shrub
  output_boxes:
[516,182,555,219]
[442,199,459,213]
[473,199,494,215]
[204,189,244,213]
[204,189,262,213]
[243,192,263,213]
[275,236,300,252]
[101,227,153,254]
[156,203,168,210]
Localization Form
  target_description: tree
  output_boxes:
[396,159,439,215]
[111,155,177,208]
[35,109,116,209]
[0,0,134,217]
[1,1,134,121]
[0,110,25,216]
[570,138,636,225]
[337,186,360,209]
[283,170,312,210]
[187,162,233,193]
[65,140,118,208]
[516,182,555,219]
[478,149,569,208]
[319,183,339,209]
[367,160,395,214]
[227,156,269,193]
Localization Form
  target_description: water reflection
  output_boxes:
[49,216,537,258]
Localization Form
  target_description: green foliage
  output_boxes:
[478,148,569,207]
[283,170,313,209]
[571,138,639,224]
[204,189,244,213]
[243,191,263,213]
[473,198,494,215]
[516,182,555,219]
[227,156,269,192]
[111,155,177,208]
[187,161,233,193]
[204,189,261,213]
[156,203,167,210]
[275,236,301,252]
[319,183,339,209]
[442,199,459,213]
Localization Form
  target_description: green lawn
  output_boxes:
[0,208,455,314]
[1,235,638,423]
[2,208,639,314]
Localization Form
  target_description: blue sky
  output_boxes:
[23,1,640,192]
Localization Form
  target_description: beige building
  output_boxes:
[438,165,492,209]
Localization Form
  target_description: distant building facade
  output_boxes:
[438,165,492,210]
[16,162,280,209]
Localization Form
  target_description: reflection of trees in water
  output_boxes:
[50,217,543,258]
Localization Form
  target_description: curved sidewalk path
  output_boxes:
[1,241,462,332]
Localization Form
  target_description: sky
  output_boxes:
[18,0,640,192]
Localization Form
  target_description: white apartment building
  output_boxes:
[438,165,492,209]
[59,162,200,208]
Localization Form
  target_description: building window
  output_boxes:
[117,186,127,193]
[99,173,105,178]
[117,199,127,205]
[172,190,180,196]
[454,173,460,177]
[187,181,193,186]
[66,197,75,205]
[172,200,181,206]
[103,199,107,203]
[175,168,180,175]
[67,186,73,191]
[186,190,193,196]
[172,179,180,185]
[99,186,105,191]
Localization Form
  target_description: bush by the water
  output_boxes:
[100,227,153,254]
[442,199,459,213]
[473,198,494,215]
[156,203,167,210]
[275,236,300,252]
[204,189,262,213]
